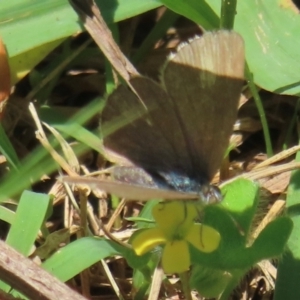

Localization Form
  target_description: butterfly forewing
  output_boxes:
[102,31,244,181]
[62,176,198,200]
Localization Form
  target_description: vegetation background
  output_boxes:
[0,0,300,299]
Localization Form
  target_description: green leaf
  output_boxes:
[160,0,219,29]
[135,200,160,229]
[220,178,259,236]
[1,0,161,58]
[190,178,291,270]
[188,178,292,298]
[162,0,300,95]
[233,0,300,95]
[6,191,52,256]
[1,0,161,82]
[252,216,292,259]
[190,265,232,298]
[131,249,161,298]
[275,149,300,299]
[191,204,249,270]
[42,237,124,281]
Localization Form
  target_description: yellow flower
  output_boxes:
[131,201,221,274]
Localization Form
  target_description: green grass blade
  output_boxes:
[160,0,219,29]
[42,237,123,281]
[245,64,273,157]
[5,191,52,256]
[1,0,161,82]
[132,9,180,64]
[0,96,104,203]
[1,0,161,58]
[0,191,51,292]
[0,205,15,224]
[0,124,20,171]
[39,106,103,153]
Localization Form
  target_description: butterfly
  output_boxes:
[63,30,244,204]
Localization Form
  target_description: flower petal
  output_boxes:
[152,202,198,240]
[162,240,190,273]
[131,228,166,256]
[186,224,221,253]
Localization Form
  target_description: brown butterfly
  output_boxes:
[63,31,244,203]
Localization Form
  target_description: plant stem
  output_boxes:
[245,63,273,157]
[179,271,192,300]
[220,0,237,30]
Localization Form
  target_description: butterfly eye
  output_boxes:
[201,185,223,204]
